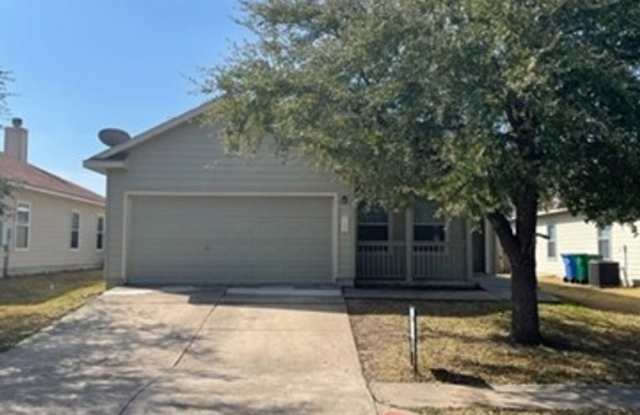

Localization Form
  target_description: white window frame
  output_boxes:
[96,215,105,251]
[70,210,81,250]
[14,201,31,251]
[547,224,557,260]
[597,225,612,259]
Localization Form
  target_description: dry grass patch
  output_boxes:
[538,275,640,314]
[348,300,640,385]
[0,270,105,351]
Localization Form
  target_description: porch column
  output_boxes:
[484,218,496,275]
[466,219,474,280]
[405,206,414,282]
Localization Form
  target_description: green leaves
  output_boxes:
[203,0,640,226]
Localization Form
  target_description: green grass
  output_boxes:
[0,270,105,351]
[348,300,640,385]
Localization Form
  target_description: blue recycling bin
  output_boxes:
[561,254,578,282]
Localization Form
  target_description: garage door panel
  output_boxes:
[127,196,333,284]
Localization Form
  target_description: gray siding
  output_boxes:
[3,189,104,276]
[104,120,354,286]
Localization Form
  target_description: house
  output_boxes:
[84,103,496,288]
[535,208,640,287]
[1,118,105,277]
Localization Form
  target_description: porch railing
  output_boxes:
[356,241,467,281]
[356,242,406,280]
[413,241,466,280]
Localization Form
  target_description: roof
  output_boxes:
[0,152,105,206]
[87,100,214,163]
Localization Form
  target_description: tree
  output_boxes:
[0,67,12,218]
[202,0,640,344]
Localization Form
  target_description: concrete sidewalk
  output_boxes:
[371,382,640,411]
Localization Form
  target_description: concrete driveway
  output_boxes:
[0,287,376,415]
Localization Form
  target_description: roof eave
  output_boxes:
[83,158,128,174]
[19,184,105,207]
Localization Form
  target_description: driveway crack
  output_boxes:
[119,290,224,415]
[172,303,217,367]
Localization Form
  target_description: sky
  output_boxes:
[0,0,250,195]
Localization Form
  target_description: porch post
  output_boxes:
[405,206,414,282]
[484,218,496,275]
[466,219,474,280]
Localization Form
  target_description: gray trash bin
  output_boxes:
[589,260,620,288]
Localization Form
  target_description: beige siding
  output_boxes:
[104,121,354,286]
[536,212,640,285]
[4,189,104,275]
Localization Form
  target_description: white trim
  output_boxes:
[14,200,31,252]
[96,215,105,251]
[537,208,569,217]
[20,184,104,207]
[69,210,81,251]
[120,191,340,283]
[332,195,339,280]
[90,100,214,161]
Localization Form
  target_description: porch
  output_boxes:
[355,201,481,285]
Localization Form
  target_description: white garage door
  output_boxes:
[126,195,334,285]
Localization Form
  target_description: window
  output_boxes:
[357,204,389,241]
[547,224,557,259]
[15,202,30,250]
[96,216,104,250]
[413,201,446,242]
[598,225,612,259]
[70,212,80,249]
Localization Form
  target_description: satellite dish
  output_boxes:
[98,128,131,147]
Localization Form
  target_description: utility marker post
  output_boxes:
[409,305,418,376]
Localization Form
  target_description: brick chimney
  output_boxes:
[3,118,28,163]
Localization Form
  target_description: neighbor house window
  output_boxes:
[15,202,31,250]
[598,225,612,259]
[547,224,557,259]
[413,201,446,242]
[357,204,389,241]
[96,216,104,250]
[70,212,80,249]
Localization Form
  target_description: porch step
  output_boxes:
[226,287,342,297]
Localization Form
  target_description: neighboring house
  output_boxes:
[0,118,105,277]
[85,103,495,288]
[535,209,639,287]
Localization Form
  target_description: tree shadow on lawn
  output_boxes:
[347,299,640,385]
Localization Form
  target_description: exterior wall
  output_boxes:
[2,188,105,276]
[104,120,354,287]
[536,212,640,285]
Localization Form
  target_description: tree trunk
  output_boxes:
[488,189,542,345]
[509,252,541,344]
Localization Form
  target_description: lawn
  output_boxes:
[347,299,640,385]
[0,270,105,351]
[538,275,640,314]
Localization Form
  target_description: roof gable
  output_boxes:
[88,100,214,162]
